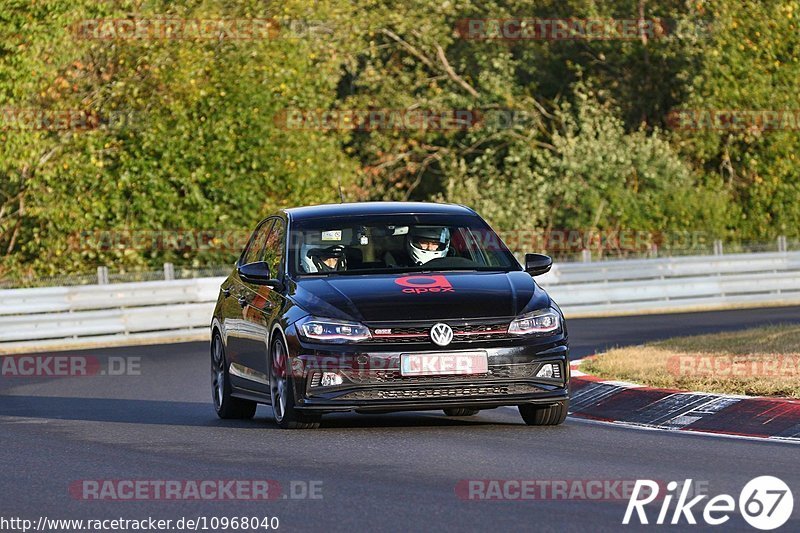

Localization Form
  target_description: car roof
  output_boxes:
[283,201,476,222]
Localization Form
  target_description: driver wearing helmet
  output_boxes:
[302,244,347,273]
[405,226,451,265]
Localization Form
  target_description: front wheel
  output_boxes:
[269,335,321,429]
[519,399,568,426]
[211,334,257,419]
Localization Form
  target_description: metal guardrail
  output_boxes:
[537,252,800,315]
[0,278,225,350]
[1,251,800,351]
[0,277,223,316]
[537,251,800,284]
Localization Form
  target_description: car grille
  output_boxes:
[340,362,543,385]
[338,383,543,400]
[368,319,513,344]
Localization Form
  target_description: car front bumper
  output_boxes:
[286,335,570,414]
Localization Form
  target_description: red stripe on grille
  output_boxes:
[372,333,429,338]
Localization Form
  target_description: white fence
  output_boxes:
[1,251,800,352]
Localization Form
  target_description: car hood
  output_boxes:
[290,271,551,323]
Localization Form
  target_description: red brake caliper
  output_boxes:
[273,347,287,378]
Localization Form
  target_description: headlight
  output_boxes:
[508,310,560,335]
[298,316,372,343]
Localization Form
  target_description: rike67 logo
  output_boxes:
[624,477,794,530]
[394,275,454,294]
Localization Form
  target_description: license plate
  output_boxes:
[400,352,488,377]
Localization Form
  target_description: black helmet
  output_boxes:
[305,245,347,272]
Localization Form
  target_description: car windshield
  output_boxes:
[289,214,520,276]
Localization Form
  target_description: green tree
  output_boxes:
[674,0,800,239]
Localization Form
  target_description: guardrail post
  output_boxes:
[713,240,724,255]
[163,262,175,281]
[778,235,787,253]
[96,266,109,285]
[581,249,591,263]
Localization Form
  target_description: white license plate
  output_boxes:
[400,352,488,377]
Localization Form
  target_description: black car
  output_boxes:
[210,202,569,429]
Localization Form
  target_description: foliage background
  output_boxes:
[1,0,798,279]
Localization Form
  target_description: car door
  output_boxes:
[225,218,273,393]
[235,217,287,393]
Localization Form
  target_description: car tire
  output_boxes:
[269,335,321,430]
[211,333,257,420]
[518,400,568,426]
[443,408,480,416]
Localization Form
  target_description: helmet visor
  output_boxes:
[411,237,448,252]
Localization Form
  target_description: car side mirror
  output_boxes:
[524,253,553,276]
[238,261,283,289]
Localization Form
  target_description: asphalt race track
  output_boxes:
[2,306,799,532]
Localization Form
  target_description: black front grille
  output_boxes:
[341,363,542,385]
[368,319,513,344]
[456,323,506,333]
[339,383,543,400]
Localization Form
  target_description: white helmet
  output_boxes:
[406,227,450,265]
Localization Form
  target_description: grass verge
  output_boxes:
[580,325,800,397]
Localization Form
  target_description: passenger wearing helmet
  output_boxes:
[406,226,451,265]
[302,244,347,273]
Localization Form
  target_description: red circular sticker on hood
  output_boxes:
[394,275,454,294]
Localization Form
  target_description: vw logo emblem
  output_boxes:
[430,323,453,347]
